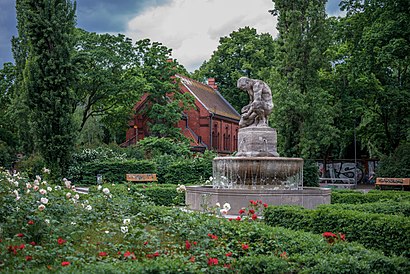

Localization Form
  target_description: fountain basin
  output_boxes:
[185,186,331,212]
[213,156,304,189]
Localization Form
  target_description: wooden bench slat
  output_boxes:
[126,174,157,182]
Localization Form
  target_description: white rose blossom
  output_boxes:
[102,188,110,195]
[85,205,92,211]
[223,203,231,211]
[120,226,128,233]
[26,183,32,189]
[74,194,80,200]
[33,185,39,191]
[215,202,221,207]
[38,204,45,211]
[66,192,71,199]
[97,185,102,191]
[123,219,130,225]
[47,186,52,192]
[40,197,49,204]
[39,189,47,195]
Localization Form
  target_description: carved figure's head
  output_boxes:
[237,77,253,90]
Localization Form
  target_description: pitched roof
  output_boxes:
[176,74,240,121]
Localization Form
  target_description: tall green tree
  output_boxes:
[193,27,277,112]
[0,63,17,167]
[269,0,337,159]
[338,0,410,156]
[13,0,77,176]
[73,29,147,143]
[134,39,193,140]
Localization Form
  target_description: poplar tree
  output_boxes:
[13,0,77,176]
[269,0,337,159]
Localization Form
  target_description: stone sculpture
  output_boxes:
[237,77,273,128]
[236,77,278,157]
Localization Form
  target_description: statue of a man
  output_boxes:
[237,77,273,128]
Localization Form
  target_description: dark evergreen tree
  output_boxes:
[13,0,77,176]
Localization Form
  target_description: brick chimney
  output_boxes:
[207,78,217,90]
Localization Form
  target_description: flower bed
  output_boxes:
[1,169,409,273]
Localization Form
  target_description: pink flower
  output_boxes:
[61,261,70,266]
[207,257,218,266]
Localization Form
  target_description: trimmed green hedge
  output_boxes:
[79,160,157,184]
[131,185,185,206]
[332,190,410,204]
[264,205,410,257]
[319,201,410,217]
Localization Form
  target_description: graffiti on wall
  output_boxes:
[317,160,378,183]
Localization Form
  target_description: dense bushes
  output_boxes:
[79,159,157,184]
[319,201,410,217]
[331,190,410,204]
[264,205,410,257]
[131,184,184,206]
[376,143,410,178]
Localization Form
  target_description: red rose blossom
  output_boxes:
[185,240,191,250]
[225,252,232,257]
[251,214,258,220]
[28,220,34,225]
[61,261,70,266]
[242,243,249,250]
[263,203,268,208]
[26,255,32,261]
[57,237,67,245]
[98,251,108,257]
[236,216,242,221]
[207,257,218,266]
[249,209,255,214]
[322,232,336,238]
[17,233,24,238]
[238,209,245,214]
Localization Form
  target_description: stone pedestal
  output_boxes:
[236,126,279,157]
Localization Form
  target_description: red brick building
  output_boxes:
[125,74,240,154]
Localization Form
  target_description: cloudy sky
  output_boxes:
[0,0,343,72]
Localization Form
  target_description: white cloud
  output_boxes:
[126,0,277,72]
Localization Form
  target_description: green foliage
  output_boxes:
[162,154,213,185]
[78,159,157,184]
[135,39,193,140]
[331,190,410,204]
[335,0,410,156]
[16,154,46,179]
[264,204,410,257]
[13,0,78,176]
[376,143,410,178]
[303,160,320,187]
[319,201,410,217]
[73,29,147,142]
[136,137,191,159]
[269,0,337,159]
[132,185,185,206]
[193,27,277,112]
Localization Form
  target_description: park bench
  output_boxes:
[74,186,89,194]
[125,173,158,183]
[319,177,356,189]
[375,178,410,190]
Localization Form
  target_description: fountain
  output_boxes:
[185,77,330,213]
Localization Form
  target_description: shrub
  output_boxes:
[318,201,410,217]
[132,185,185,206]
[331,190,410,204]
[79,159,157,184]
[264,205,410,257]
[136,137,192,159]
[303,160,319,187]
[15,154,46,179]
[376,143,410,178]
